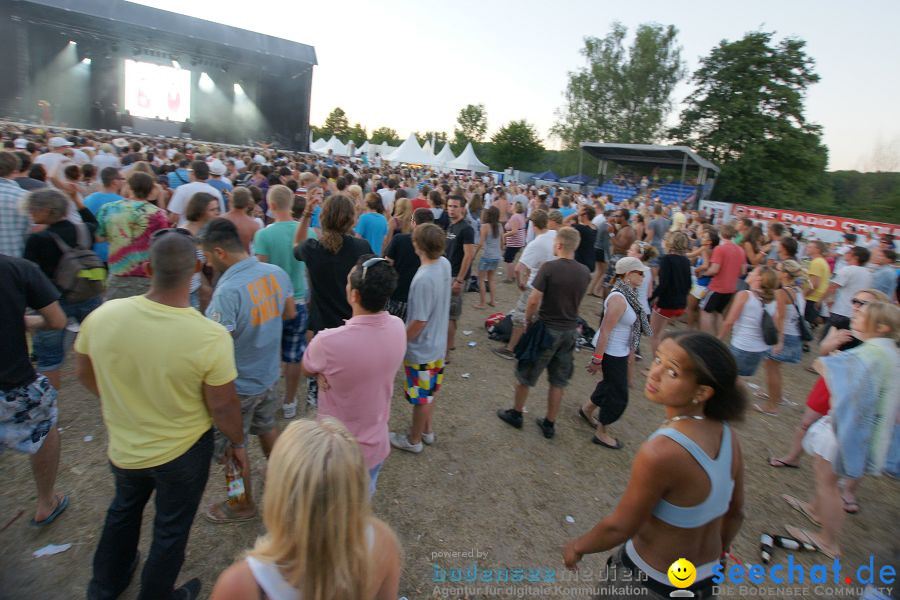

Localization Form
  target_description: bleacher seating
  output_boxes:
[592,182,638,203]
[592,179,696,205]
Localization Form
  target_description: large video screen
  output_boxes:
[123,59,191,122]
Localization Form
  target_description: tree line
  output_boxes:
[309,25,899,223]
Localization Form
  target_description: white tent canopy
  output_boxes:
[445,142,489,172]
[434,143,456,167]
[355,140,371,156]
[386,133,437,166]
[319,135,349,156]
[310,138,327,152]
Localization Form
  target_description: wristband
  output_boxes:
[230,440,245,449]
[592,353,604,362]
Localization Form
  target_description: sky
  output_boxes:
[129,0,900,171]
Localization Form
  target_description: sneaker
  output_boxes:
[422,432,435,445]
[174,578,202,600]
[492,348,516,361]
[496,408,523,429]
[536,417,555,439]
[306,377,318,408]
[389,432,423,453]
[282,401,297,419]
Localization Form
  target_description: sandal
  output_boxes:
[768,457,800,469]
[591,436,623,450]
[782,494,821,527]
[30,494,69,527]
[753,403,778,417]
[578,408,599,428]
[842,497,860,514]
[204,500,257,524]
[784,525,840,559]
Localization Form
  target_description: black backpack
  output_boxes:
[47,225,106,303]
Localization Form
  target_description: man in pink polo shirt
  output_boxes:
[301,256,406,495]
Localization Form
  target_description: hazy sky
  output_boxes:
[130,0,900,171]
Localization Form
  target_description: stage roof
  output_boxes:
[579,143,719,173]
[11,0,317,68]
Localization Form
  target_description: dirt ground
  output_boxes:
[1,278,898,600]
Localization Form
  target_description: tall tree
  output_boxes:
[370,127,400,146]
[670,31,829,208]
[490,120,545,171]
[453,104,488,151]
[347,122,368,144]
[415,131,449,147]
[553,23,684,148]
[322,107,351,139]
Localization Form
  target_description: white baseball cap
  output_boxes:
[209,159,227,176]
[14,137,28,149]
[614,256,649,275]
[48,136,73,148]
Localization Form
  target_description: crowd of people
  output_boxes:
[1,125,898,599]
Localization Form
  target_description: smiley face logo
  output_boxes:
[667,558,696,588]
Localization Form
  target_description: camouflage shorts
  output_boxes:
[1,375,58,455]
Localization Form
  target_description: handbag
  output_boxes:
[786,289,814,342]
[758,293,779,346]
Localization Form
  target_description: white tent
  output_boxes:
[422,140,435,157]
[355,140,371,156]
[385,133,436,166]
[434,143,457,167]
[320,135,349,156]
[445,142,489,172]
[310,138,327,152]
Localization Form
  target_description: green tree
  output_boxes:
[347,122,367,144]
[415,131,449,147]
[322,107,351,139]
[670,31,829,208]
[370,126,400,145]
[553,23,684,148]
[490,120,545,171]
[453,104,488,151]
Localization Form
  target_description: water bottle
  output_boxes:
[225,460,247,505]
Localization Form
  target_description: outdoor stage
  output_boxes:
[0,0,316,150]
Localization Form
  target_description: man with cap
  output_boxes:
[167,160,225,226]
[496,226,590,439]
[206,159,233,210]
[33,137,73,181]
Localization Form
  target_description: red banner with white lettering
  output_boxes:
[731,204,900,237]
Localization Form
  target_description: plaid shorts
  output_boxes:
[1,375,58,455]
[281,303,308,363]
[386,298,408,321]
[403,359,445,405]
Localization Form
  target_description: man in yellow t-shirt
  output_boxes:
[75,231,245,600]
[804,240,832,324]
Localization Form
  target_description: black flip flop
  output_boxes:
[578,408,598,428]
[591,436,623,450]
[768,458,799,469]
[30,494,69,527]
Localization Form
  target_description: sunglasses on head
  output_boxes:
[851,298,869,308]
[361,256,388,280]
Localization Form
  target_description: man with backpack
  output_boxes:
[23,189,105,389]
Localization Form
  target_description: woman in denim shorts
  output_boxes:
[719,266,779,384]
[760,260,807,415]
[473,206,503,308]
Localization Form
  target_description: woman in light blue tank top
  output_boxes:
[564,331,746,599]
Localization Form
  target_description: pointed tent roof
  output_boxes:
[422,140,435,156]
[445,142,489,172]
[311,138,327,152]
[321,135,348,156]
[386,134,436,166]
[434,143,456,167]
[355,141,371,156]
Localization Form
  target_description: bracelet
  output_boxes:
[230,440,245,449]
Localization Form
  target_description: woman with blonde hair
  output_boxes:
[389,197,413,236]
[718,266,779,378]
[210,419,402,600]
[347,184,364,213]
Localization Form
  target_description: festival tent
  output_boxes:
[422,140,435,157]
[355,140,371,156]
[320,135,349,156]
[531,170,560,182]
[445,142,489,172]
[386,133,437,166]
[434,143,456,167]
[310,138,327,152]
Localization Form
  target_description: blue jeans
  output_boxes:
[33,296,102,371]
[368,462,383,498]
[87,430,213,600]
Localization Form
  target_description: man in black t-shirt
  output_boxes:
[385,208,435,320]
[497,227,590,439]
[445,195,476,357]
[569,204,598,273]
[0,255,69,526]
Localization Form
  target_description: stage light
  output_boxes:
[172,59,181,70]
[199,71,214,92]
[233,83,244,95]
[81,58,91,65]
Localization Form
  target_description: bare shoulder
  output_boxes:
[209,559,258,600]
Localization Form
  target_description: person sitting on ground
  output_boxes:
[564,331,746,599]
[300,256,406,495]
[390,223,451,454]
[209,419,402,600]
